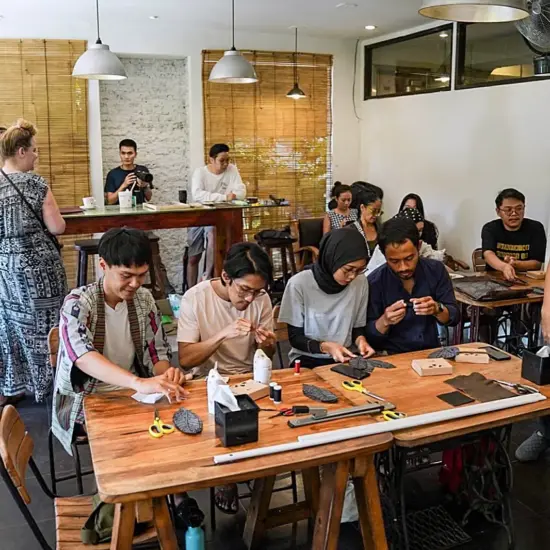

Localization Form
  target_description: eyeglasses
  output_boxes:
[341,265,367,277]
[367,207,384,217]
[233,280,267,299]
[499,206,524,216]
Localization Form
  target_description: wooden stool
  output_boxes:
[74,233,165,298]
[256,237,297,286]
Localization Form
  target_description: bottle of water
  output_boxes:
[185,526,205,550]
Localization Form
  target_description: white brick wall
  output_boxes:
[100,56,190,291]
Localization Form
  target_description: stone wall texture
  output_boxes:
[100,56,190,291]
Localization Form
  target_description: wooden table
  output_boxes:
[84,368,392,550]
[452,273,543,343]
[63,204,255,276]
[316,343,550,548]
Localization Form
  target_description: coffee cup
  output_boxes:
[178,190,188,204]
[119,190,133,209]
[82,196,96,209]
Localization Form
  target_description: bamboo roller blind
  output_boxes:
[0,39,91,286]
[202,50,333,241]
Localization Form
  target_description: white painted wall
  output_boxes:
[0,23,360,201]
[359,28,550,264]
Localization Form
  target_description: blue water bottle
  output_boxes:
[185,526,205,550]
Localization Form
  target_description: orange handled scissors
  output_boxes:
[148,409,175,439]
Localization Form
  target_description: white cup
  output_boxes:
[119,190,133,209]
[82,196,96,209]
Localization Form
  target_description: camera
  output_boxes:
[135,169,154,186]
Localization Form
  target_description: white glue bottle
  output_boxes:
[253,348,272,385]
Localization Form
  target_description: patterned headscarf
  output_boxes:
[395,207,424,224]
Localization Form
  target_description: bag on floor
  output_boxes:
[81,494,115,544]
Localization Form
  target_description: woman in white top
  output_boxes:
[279,228,375,368]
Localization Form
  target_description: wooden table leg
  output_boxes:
[303,467,321,532]
[111,502,136,550]
[152,497,179,550]
[243,475,276,550]
[312,460,349,550]
[353,455,388,550]
[214,209,244,277]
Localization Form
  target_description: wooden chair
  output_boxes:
[47,327,93,495]
[273,305,288,369]
[472,248,487,272]
[0,405,160,550]
[293,217,323,271]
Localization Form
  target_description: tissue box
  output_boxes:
[215,394,259,447]
[521,349,550,386]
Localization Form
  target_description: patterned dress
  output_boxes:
[0,172,67,401]
[327,208,358,231]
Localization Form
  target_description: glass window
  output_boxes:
[457,22,546,88]
[365,26,453,99]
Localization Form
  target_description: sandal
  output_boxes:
[214,484,239,515]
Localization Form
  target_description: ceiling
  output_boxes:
[0,0,426,40]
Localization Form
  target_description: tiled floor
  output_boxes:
[3,399,550,548]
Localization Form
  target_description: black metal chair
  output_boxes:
[0,405,160,550]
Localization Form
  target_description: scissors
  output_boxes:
[493,379,539,395]
[379,410,407,422]
[268,408,295,419]
[148,409,175,438]
[342,380,385,402]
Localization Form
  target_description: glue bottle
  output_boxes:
[253,348,272,385]
[185,526,205,550]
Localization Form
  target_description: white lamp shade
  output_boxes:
[209,49,258,84]
[419,0,529,22]
[72,43,127,80]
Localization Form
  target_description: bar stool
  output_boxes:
[74,233,166,298]
[255,236,298,287]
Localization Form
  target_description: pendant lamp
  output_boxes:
[209,0,258,84]
[419,0,529,23]
[72,0,126,80]
[287,28,306,99]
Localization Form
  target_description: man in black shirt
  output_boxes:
[104,139,153,205]
[481,188,546,281]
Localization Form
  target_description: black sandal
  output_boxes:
[214,484,239,515]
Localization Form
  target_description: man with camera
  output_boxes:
[105,139,154,205]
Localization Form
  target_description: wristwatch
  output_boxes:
[436,302,444,314]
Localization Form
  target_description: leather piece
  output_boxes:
[302,384,339,403]
[173,408,203,435]
[429,347,460,359]
[445,372,516,402]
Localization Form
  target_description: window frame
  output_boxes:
[364,24,454,101]
[455,23,550,90]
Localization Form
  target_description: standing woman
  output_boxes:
[323,183,358,233]
[349,189,383,263]
[278,228,375,368]
[399,193,439,250]
[0,119,67,405]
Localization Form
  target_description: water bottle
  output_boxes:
[185,526,205,550]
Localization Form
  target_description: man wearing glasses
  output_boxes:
[482,189,546,281]
[177,242,275,378]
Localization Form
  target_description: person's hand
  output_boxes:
[221,318,253,340]
[411,296,438,316]
[132,374,186,403]
[163,367,192,388]
[226,192,237,201]
[320,341,356,363]
[255,327,276,348]
[135,178,147,189]
[503,255,516,266]
[121,173,137,190]
[502,263,517,282]
[382,300,407,326]
[357,337,375,358]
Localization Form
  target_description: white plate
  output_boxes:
[80,205,97,211]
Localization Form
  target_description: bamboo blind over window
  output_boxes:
[202,50,333,240]
[0,39,90,285]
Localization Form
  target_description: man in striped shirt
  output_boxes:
[52,228,188,456]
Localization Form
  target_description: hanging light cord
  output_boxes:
[231,0,236,50]
[95,0,102,44]
[294,27,298,84]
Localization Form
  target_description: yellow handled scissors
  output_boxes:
[148,409,175,439]
[341,380,385,401]
[379,410,407,422]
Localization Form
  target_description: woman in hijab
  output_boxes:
[399,193,439,249]
[278,228,375,368]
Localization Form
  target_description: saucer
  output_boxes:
[80,205,96,211]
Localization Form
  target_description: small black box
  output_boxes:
[521,349,550,386]
[215,394,259,447]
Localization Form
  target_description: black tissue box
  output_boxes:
[521,349,550,386]
[215,394,259,447]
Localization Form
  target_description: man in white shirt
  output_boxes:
[187,144,246,289]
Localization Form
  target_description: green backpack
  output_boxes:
[81,495,115,545]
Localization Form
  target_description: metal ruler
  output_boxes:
[287,402,395,428]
